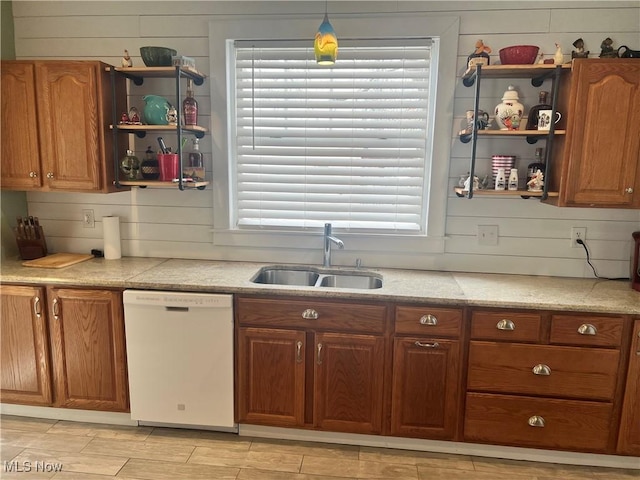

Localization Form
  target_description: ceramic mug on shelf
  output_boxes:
[157,153,179,182]
[537,109,561,131]
[466,110,490,132]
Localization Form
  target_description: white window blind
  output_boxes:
[232,40,433,232]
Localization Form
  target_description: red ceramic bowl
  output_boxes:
[499,45,539,65]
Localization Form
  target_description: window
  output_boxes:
[230,40,434,233]
[209,14,459,260]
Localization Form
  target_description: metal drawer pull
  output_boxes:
[496,319,515,331]
[419,314,438,326]
[302,309,318,320]
[577,323,597,336]
[295,341,303,363]
[415,341,439,348]
[33,296,42,319]
[528,415,545,427]
[532,364,551,376]
[316,343,323,365]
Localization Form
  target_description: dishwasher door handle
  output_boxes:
[165,306,190,312]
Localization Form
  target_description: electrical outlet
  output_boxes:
[82,209,95,228]
[571,227,586,248]
[478,225,499,246]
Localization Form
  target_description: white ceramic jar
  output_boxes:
[494,86,524,130]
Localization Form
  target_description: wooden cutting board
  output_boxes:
[22,253,94,269]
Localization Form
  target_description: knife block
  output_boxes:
[14,227,48,260]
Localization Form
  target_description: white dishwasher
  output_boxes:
[123,290,235,430]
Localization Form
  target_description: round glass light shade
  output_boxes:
[314,13,338,65]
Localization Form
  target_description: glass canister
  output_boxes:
[120,150,140,180]
[140,145,160,180]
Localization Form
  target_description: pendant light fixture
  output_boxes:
[314,1,338,65]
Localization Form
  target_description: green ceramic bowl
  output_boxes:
[140,46,178,67]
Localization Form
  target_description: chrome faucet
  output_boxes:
[323,223,344,267]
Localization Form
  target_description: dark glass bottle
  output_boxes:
[182,79,198,126]
[526,91,551,130]
[141,145,160,180]
[527,147,545,188]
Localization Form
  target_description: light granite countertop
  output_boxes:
[1,257,639,315]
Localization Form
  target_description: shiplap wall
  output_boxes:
[10,1,640,278]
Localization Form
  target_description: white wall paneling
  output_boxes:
[9,1,640,277]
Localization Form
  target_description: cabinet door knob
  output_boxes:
[532,364,551,376]
[577,323,597,336]
[29,171,38,178]
[528,415,545,427]
[295,340,303,363]
[625,187,634,194]
[415,340,439,348]
[419,314,438,326]
[46,172,54,179]
[52,298,60,320]
[301,308,318,320]
[496,319,515,331]
[33,296,42,318]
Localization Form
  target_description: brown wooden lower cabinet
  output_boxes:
[617,319,640,455]
[235,296,388,435]
[0,284,129,412]
[390,337,460,439]
[1,285,53,405]
[464,392,613,453]
[236,327,306,427]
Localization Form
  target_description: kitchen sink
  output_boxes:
[318,274,383,289]
[251,268,320,287]
[251,266,383,289]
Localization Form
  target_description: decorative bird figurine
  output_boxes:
[553,43,564,64]
[121,49,132,68]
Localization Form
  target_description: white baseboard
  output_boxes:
[0,404,137,426]
[238,424,640,470]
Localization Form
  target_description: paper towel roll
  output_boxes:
[103,216,122,260]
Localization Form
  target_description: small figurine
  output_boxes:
[166,106,178,125]
[599,37,617,58]
[480,175,490,190]
[467,39,491,68]
[527,169,544,192]
[553,43,564,64]
[571,38,589,59]
[128,107,141,125]
[463,175,480,192]
[537,52,545,64]
[121,49,132,68]
[119,112,130,124]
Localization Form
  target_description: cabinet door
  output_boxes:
[35,62,103,191]
[617,319,640,455]
[561,59,640,207]
[0,61,43,189]
[0,285,52,405]
[47,287,128,411]
[391,337,460,439]
[314,332,385,434]
[237,327,306,427]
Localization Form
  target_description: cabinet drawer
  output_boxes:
[471,311,542,342]
[467,341,619,401]
[464,393,612,453]
[236,297,387,333]
[550,315,624,347]
[395,306,462,337]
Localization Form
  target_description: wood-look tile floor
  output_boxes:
[1,415,638,479]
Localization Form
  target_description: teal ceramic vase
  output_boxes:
[142,95,172,125]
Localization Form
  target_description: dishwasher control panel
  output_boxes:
[123,290,232,308]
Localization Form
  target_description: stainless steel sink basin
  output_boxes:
[251,268,319,286]
[251,266,383,289]
[318,274,383,289]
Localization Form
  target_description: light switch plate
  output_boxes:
[478,225,499,246]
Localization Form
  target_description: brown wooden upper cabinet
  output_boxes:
[1,60,127,192]
[547,59,640,208]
